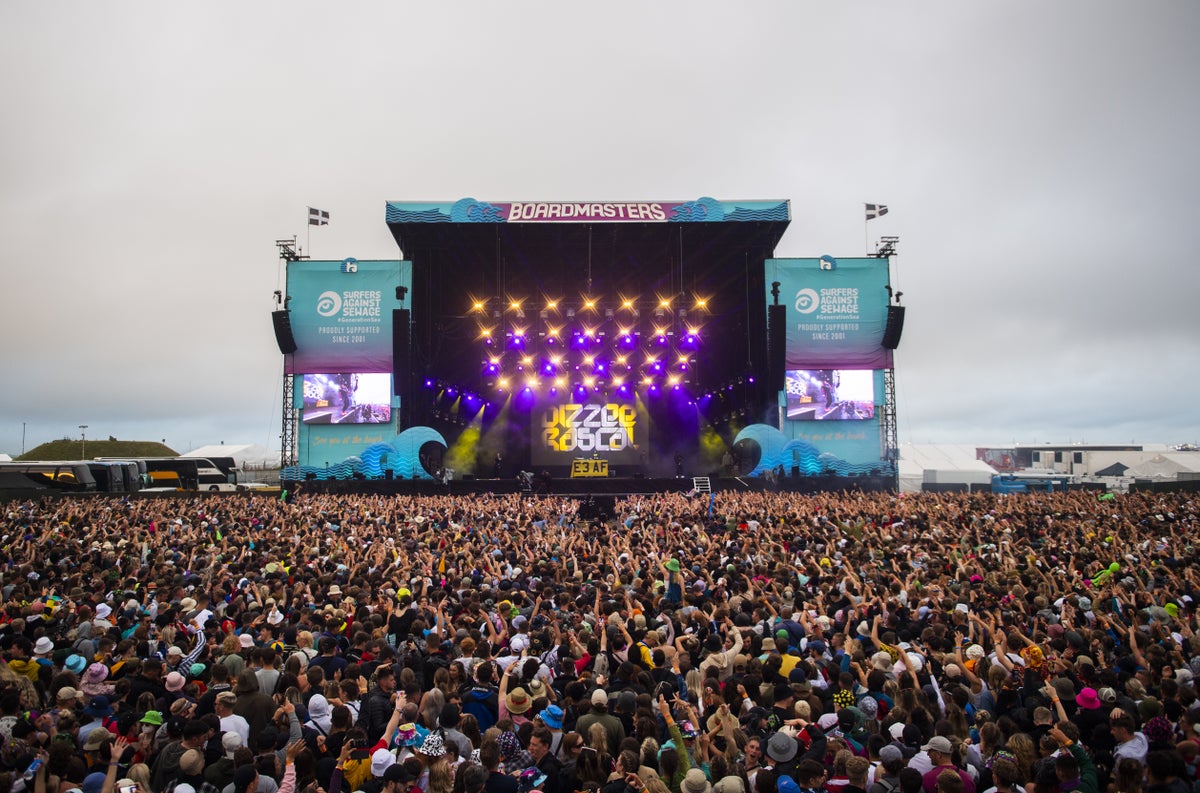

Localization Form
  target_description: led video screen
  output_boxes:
[785,369,875,421]
[531,399,649,467]
[301,373,393,424]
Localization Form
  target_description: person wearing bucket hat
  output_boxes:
[538,704,565,731]
[662,558,684,605]
[65,654,88,675]
[681,769,712,793]
[78,696,114,748]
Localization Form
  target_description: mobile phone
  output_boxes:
[119,785,140,793]
[351,736,369,759]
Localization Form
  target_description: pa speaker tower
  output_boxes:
[767,304,786,392]
[881,305,906,350]
[393,308,411,395]
[271,310,297,355]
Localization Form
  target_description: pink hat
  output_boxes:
[1075,687,1101,710]
[164,672,186,692]
[84,663,109,684]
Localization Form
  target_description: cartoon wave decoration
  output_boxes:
[279,427,448,482]
[392,426,449,479]
[733,423,880,477]
[449,199,506,224]
[725,202,789,222]
[385,206,451,224]
[668,197,725,223]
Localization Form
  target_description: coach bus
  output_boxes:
[97,457,240,492]
[0,461,98,492]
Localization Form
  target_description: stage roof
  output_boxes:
[385,198,791,298]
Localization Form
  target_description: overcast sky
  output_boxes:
[2,2,1197,457]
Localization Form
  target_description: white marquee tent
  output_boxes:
[898,443,997,493]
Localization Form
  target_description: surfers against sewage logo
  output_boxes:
[795,287,859,318]
[316,290,382,319]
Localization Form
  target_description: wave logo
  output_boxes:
[316,290,342,317]
[794,288,820,314]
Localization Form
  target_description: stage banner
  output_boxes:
[284,260,411,374]
[386,197,790,225]
[531,398,649,468]
[766,258,892,370]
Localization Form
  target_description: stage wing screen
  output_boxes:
[301,373,393,424]
[785,369,875,421]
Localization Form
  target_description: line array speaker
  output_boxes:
[767,304,786,392]
[881,305,906,350]
[393,308,411,395]
[271,310,297,355]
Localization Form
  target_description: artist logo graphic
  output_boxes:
[541,403,637,453]
[316,291,342,317]
[794,288,820,314]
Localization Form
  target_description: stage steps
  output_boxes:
[692,476,712,494]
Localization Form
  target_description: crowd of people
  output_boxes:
[0,487,1197,793]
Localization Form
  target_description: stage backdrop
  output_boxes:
[757,258,891,475]
[285,259,413,470]
[284,259,411,375]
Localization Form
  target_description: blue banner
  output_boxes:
[766,258,892,369]
[284,260,410,374]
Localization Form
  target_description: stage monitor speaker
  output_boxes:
[767,304,786,392]
[881,305,906,350]
[393,309,411,395]
[271,310,298,355]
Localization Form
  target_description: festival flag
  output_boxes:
[865,203,888,220]
[308,207,330,226]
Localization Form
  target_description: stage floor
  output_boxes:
[284,474,895,497]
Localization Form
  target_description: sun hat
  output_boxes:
[139,710,164,726]
[66,655,87,674]
[1075,687,1102,710]
[33,637,54,655]
[714,777,746,793]
[82,696,114,718]
[665,559,681,572]
[370,748,396,777]
[505,687,531,714]
[682,769,712,793]
[418,732,446,758]
[84,663,109,683]
[766,731,798,763]
[164,672,186,692]
[538,705,564,729]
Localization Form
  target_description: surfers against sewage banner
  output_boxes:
[284,260,411,374]
[766,258,893,370]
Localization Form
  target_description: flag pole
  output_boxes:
[864,204,869,255]
[306,210,311,258]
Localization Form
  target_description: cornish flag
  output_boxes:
[308,207,330,226]
[865,203,888,220]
